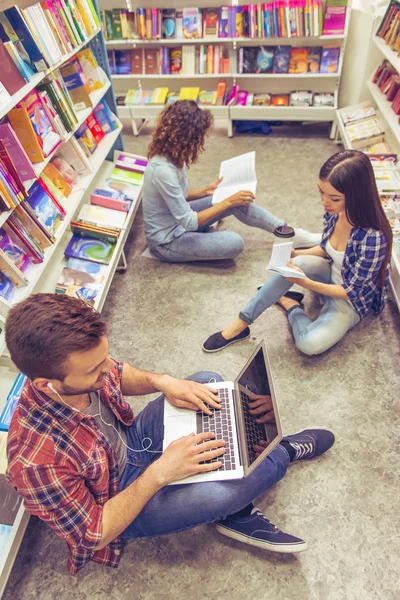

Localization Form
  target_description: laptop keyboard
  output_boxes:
[196,387,236,471]
[240,390,268,465]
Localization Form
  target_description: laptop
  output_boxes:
[163,341,282,485]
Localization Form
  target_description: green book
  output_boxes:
[110,168,143,185]
[86,0,100,28]
[111,9,123,40]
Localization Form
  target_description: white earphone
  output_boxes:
[46,382,161,454]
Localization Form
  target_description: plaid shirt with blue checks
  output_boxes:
[320,213,389,318]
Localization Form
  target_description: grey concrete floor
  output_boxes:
[4,121,400,600]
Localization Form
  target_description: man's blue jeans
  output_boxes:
[120,371,289,539]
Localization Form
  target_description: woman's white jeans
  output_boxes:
[239,255,361,356]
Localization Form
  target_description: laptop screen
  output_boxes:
[236,345,279,468]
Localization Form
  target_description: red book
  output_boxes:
[131,48,143,74]
[0,39,26,96]
[85,114,105,144]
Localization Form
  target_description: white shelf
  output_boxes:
[120,104,229,119]
[0,125,123,314]
[105,34,346,46]
[112,73,229,79]
[0,28,101,121]
[372,36,400,74]
[30,80,112,182]
[112,71,339,80]
[366,78,400,142]
[0,504,30,599]
[230,104,337,121]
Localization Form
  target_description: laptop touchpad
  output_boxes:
[164,415,195,447]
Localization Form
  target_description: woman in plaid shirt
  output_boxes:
[203,150,393,356]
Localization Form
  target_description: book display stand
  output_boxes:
[103,0,351,138]
[335,9,400,312]
[0,0,146,594]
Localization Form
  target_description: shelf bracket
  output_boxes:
[116,250,127,272]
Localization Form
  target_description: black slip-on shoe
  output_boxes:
[274,225,295,238]
[202,327,250,353]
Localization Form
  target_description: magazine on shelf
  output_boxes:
[212,151,257,205]
[266,242,306,278]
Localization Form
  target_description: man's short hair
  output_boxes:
[6,294,107,381]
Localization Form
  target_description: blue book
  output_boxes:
[93,100,118,134]
[115,49,132,74]
[0,271,15,301]
[64,235,115,264]
[27,181,64,236]
[2,8,48,71]
[0,373,26,431]
[273,46,291,74]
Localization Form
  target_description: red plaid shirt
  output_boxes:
[6,360,134,574]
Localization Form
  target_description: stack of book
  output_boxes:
[0,373,26,553]
[372,60,400,118]
[108,45,230,76]
[376,0,400,53]
[238,45,340,74]
[370,156,400,244]
[340,103,385,149]
[0,0,100,92]
[61,153,147,301]
[102,2,346,42]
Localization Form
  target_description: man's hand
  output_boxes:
[151,432,226,485]
[223,190,255,208]
[160,375,221,415]
[253,439,270,459]
[285,261,307,285]
[203,176,223,196]
[248,394,275,424]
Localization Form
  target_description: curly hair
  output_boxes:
[147,100,214,168]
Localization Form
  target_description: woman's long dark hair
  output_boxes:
[319,150,392,287]
[147,100,214,168]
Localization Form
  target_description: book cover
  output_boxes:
[144,48,158,75]
[175,9,183,38]
[64,234,115,264]
[107,49,116,74]
[115,152,147,169]
[111,8,123,40]
[170,47,182,74]
[60,62,92,110]
[0,39,26,96]
[7,108,45,163]
[0,230,30,274]
[14,89,62,157]
[256,46,274,73]
[226,84,239,105]
[110,167,143,186]
[0,245,28,287]
[219,5,229,37]
[270,94,290,106]
[26,179,64,235]
[4,213,44,263]
[198,90,215,105]
[2,7,48,71]
[241,47,258,73]
[85,114,105,144]
[179,87,200,101]
[162,8,176,38]
[308,47,322,73]
[204,8,219,37]
[183,7,202,39]
[131,48,143,74]
[253,93,271,106]
[0,271,15,301]
[93,100,118,133]
[90,190,131,212]
[273,45,291,74]
[115,49,132,75]
[42,161,72,201]
[323,0,347,34]
[0,142,27,200]
[313,92,335,106]
[59,256,107,288]
[75,122,97,155]
[76,48,105,91]
[290,90,313,106]
[289,48,309,74]
[77,203,126,230]
[320,46,340,73]
[152,87,169,104]
[100,178,141,202]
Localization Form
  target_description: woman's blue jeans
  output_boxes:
[120,371,289,539]
[150,196,285,263]
[239,255,361,356]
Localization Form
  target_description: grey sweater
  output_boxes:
[142,156,199,247]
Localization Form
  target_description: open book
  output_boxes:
[266,242,306,279]
[212,151,257,205]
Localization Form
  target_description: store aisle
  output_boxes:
[4,123,400,600]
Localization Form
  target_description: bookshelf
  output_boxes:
[101,0,351,138]
[0,0,134,595]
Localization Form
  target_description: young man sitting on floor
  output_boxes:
[5,294,334,574]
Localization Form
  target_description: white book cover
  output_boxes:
[266,242,306,279]
[77,203,126,230]
[212,151,257,205]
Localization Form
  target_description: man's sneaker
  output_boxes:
[216,507,307,553]
[283,427,335,463]
[274,224,295,238]
[202,328,250,353]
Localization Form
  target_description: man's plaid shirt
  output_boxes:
[6,360,134,574]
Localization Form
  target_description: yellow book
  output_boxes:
[124,89,136,105]
[77,48,105,91]
[75,0,95,35]
[179,87,200,101]
[152,87,169,104]
[8,108,45,164]
[0,180,15,209]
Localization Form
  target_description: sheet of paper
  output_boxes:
[211,181,257,205]
[268,266,306,279]
[218,151,257,188]
[268,242,293,268]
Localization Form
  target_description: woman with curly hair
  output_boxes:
[142,100,298,263]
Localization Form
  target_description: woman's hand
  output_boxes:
[291,249,297,258]
[203,177,223,196]
[285,261,307,284]
[224,190,255,208]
